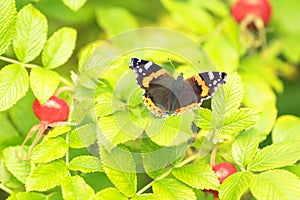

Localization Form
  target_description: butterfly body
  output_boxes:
[129,58,227,117]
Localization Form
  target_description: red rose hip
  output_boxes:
[231,0,272,26]
[33,96,70,123]
[213,162,237,184]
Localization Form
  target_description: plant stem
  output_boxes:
[0,56,38,68]
[0,184,12,194]
[60,76,73,86]
[135,153,200,195]
[210,145,218,166]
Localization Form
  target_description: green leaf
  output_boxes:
[13,4,47,63]
[3,146,31,184]
[219,171,252,200]
[0,0,16,55]
[30,137,68,163]
[153,178,196,200]
[69,156,103,173]
[69,123,97,148]
[232,129,259,168]
[282,165,300,178]
[222,108,261,135]
[194,108,211,130]
[30,67,60,104]
[132,193,160,200]
[203,35,239,72]
[196,108,260,136]
[100,146,137,197]
[98,113,137,146]
[161,0,214,34]
[272,115,300,143]
[93,188,127,200]
[47,126,71,138]
[42,27,77,69]
[220,73,244,111]
[94,92,113,118]
[62,0,87,12]
[239,56,284,94]
[248,141,300,172]
[253,103,278,141]
[141,138,187,179]
[26,160,69,192]
[0,112,21,149]
[172,161,220,190]
[61,175,95,200]
[145,112,194,146]
[16,192,47,200]
[6,90,39,135]
[241,72,276,108]
[0,64,29,111]
[250,169,300,200]
[0,159,23,189]
[198,0,228,18]
[96,7,138,37]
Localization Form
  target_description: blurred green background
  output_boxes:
[1,0,300,198]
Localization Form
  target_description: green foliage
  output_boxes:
[0,0,299,199]
[153,178,196,200]
[219,171,252,200]
[26,160,69,192]
[272,115,300,143]
[94,187,127,200]
[0,0,16,55]
[0,64,29,111]
[62,0,87,12]
[30,67,60,104]
[100,146,137,197]
[61,176,95,200]
[42,27,77,69]
[172,161,220,190]
[232,129,259,169]
[69,155,103,173]
[195,73,261,138]
[3,146,31,184]
[248,141,300,172]
[96,7,138,37]
[30,137,68,163]
[250,170,300,200]
[13,4,47,63]
[69,123,97,148]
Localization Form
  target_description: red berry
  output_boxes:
[213,162,237,184]
[33,96,70,123]
[204,162,237,199]
[231,0,272,26]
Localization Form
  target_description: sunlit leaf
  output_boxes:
[13,4,47,62]
[0,64,29,111]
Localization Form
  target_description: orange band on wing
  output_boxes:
[143,96,167,117]
[175,102,201,115]
[192,75,209,97]
[142,69,168,88]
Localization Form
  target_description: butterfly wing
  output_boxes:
[130,58,176,117]
[174,72,227,115]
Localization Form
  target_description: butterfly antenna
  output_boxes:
[167,58,176,70]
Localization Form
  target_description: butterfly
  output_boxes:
[130,58,227,117]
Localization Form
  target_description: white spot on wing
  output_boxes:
[138,68,143,73]
[213,80,217,85]
[208,72,214,80]
[144,62,152,70]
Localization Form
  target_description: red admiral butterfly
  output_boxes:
[130,58,227,117]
